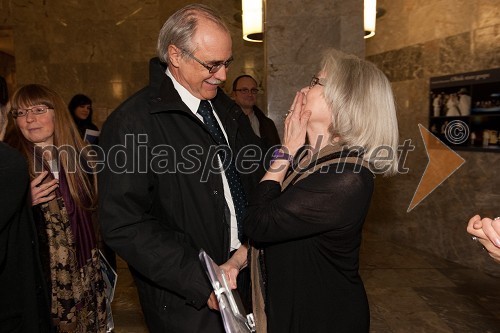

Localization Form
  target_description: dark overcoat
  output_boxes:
[0,142,51,333]
[98,58,263,332]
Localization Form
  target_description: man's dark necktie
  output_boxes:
[197,100,246,241]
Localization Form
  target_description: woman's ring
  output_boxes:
[471,236,478,242]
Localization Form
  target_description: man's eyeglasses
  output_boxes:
[181,48,233,74]
[10,105,52,118]
[310,76,325,89]
[234,88,259,95]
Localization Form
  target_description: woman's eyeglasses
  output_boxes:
[234,88,259,95]
[310,76,325,89]
[10,105,52,118]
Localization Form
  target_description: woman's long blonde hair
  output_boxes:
[10,84,97,209]
[321,49,400,176]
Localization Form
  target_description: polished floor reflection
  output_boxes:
[360,232,500,333]
[111,231,500,332]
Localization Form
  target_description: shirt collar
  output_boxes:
[166,68,201,116]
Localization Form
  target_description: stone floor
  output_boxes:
[111,231,500,332]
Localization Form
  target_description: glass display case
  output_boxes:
[429,68,500,152]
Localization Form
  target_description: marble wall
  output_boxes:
[266,0,364,135]
[0,0,265,127]
[365,0,500,276]
[4,0,496,276]
[0,51,15,95]
[0,0,361,130]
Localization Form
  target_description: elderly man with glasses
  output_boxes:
[98,4,264,332]
[232,75,281,153]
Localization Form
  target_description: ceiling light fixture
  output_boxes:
[364,0,377,39]
[242,0,263,42]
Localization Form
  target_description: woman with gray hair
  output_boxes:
[245,49,399,332]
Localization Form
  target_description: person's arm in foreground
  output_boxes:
[467,215,500,263]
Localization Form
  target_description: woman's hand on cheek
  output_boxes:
[283,92,311,156]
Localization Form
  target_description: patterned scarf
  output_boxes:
[38,168,107,332]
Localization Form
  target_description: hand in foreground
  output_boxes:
[467,215,500,263]
[207,245,248,311]
[31,170,59,206]
[282,91,312,156]
[219,244,248,290]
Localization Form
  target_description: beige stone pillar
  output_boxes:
[264,0,364,137]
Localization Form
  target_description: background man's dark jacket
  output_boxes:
[252,105,281,152]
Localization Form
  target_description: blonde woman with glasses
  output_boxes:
[245,49,399,333]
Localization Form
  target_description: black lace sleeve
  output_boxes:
[244,165,374,243]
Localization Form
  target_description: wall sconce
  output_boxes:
[110,78,124,100]
[242,0,263,42]
[364,0,376,39]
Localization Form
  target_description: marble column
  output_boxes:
[265,0,364,137]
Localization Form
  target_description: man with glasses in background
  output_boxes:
[98,4,263,332]
[232,75,281,152]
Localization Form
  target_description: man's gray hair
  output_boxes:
[157,3,229,63]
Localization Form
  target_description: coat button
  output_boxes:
[213,190,218,195]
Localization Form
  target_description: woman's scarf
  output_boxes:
[36,163,107,332]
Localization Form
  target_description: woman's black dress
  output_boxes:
[245,163,373,333]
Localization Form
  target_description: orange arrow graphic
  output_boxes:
[407,124,466,212]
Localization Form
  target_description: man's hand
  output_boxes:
[220,244,248,289]
[207,244,249,310]
[207,292,219,311]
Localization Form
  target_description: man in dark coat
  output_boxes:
[98,4,263,332]
[232,74,281,153]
